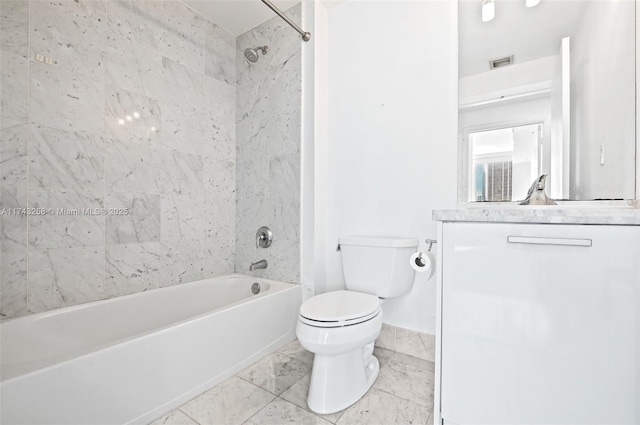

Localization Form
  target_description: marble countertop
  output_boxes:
[433,207,640,225]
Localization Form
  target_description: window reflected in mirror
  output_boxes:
[469,123,542,202]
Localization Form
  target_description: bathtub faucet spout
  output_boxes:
[249,259,268,271]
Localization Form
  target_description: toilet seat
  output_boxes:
[299,290,381,328]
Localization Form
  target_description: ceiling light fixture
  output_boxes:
[482,0,495,22]
[526,0,541,7]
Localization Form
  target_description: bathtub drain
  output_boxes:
[252,282,261,294]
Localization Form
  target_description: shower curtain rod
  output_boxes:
[261,0,311,42]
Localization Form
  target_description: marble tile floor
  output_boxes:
[150,339,435,425]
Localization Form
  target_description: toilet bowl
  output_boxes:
[296,235,418,414]
[296,290,383,414]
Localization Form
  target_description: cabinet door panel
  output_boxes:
[441,223,640,424]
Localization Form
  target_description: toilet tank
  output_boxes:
[339,236,418,298]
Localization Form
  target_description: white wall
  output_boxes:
[315,0,458,334]
[570,0,635,200]
[512,124,540,200]
[637,0,640,203]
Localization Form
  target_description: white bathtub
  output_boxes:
[0,274,301,424]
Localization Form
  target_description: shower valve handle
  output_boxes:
[256,226,273,248]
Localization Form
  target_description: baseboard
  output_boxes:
[375,324,435,363]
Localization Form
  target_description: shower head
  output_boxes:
[244,46,268,63]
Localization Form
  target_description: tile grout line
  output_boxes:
[386,352,436,373]
[279,393,342,425]
[234,354,305,398]
[160,0,165,289]
[273,394,336,425]
[175,407,202,425]
[373,385,435,412]
[25,0,31,316]
[234,372,281,397]
[238,347,336,424]
[238,394,278,425]
[103,0,108,306]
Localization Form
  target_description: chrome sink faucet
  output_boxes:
[519,174,557,205]
[249,259,268,271]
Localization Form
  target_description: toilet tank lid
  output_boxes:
[339,235,417,248]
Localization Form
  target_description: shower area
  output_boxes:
[0,0,307,319]
[1,0,310,422]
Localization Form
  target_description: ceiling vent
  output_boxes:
[489,55,514,70]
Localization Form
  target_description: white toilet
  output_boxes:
[296,235,417,414]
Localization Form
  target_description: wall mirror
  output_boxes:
[458,0,636,202]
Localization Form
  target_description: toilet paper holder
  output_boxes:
[410,239,437,277]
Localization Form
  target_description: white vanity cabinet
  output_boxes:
[437,222,640,425]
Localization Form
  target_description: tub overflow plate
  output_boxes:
[252,282,261,294]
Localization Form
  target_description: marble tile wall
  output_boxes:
[0,0,238,318]
[235,5,302,283]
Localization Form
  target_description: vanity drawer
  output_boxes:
[440,222,640,424]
